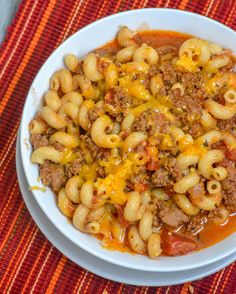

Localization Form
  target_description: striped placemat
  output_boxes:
[0,0,235,293]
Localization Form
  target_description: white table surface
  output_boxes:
[0,0,21,44]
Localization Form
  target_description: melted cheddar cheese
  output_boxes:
[130,96,174,121]
[176,55,199,72]
[94,159,133,205]
[79,164,97,181]
[178,135,208,157]
[29,185,46,192]
[60,149,78,165]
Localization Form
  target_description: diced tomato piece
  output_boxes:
[146,160,158,171]
[141,141,148,148]
[104,89,113,103]
[225,147,236,162]
[164,185,175,196]
[125,181,134,191]
[120,130,128,139]
[116,205,129,228]
[214,142,226,152]
[146,145,158,171]
[134,181,148,192]
[211,141,236,162]
[217,96,225,105]
[161,230,197,256]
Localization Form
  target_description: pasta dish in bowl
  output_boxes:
[20,8,236,271]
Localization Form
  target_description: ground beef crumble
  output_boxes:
[30,134,49,149]
[52,142,64,152]
[170,89,202,118]
[148,65,159,78]
[132,110,169,135]
[217,114,236,135]
[221,160,236,213]
[187,122,205,139]
[208,206,229,224]
[104,86,133,117]
[158,63,179,89]
[151,168,170,187]
[185,212,208,235]
[157,200,189,228]
[180,72,206,100]
[157,45,178,55]
[96,166,106,178]
[66,151,84,177]
[151,157,182,187]
[167,71,205,136]
[81,134,110,161]
[87,106,104,124]
[175,116,205,138]
[130,172,150,187]
[40,160,67,193]
[171,88,205,137]
[164,157,182,181]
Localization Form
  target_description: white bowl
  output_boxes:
[20,8,236,272]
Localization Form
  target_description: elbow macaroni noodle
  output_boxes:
[174,194,200,216]
[64,53,79,72]
[29,119,47,134]
[147,233,162,259]
[204,99,236,120]
[49,131,80,148]
[124,192,145,222]
[139,211,153,241]
[45,90,62,112]
[40,106,67,129]
[50,68,73,93]
[200,109,217,130]
[58,188,76,218]
[116,46,137,63]
[78,100,95,130]
[128,226,147,254]
[83,53,104,82]
[65,175,84,203]
[123,131,147,152]
[198,150,225,179]
[117,26,136,47]
[133,43,159,65]
[31,146,62,164]
[173,172,200,194]
[80,180,95,208]
[190,186,222,211]
[91,115,121,148]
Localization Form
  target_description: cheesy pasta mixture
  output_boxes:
[29,27,236,258]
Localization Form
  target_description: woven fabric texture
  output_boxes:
[0,0,235,293]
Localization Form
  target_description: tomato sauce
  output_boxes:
[98,30,192,53]
[133,30,192,48]
[198,213,236,250]
[96,213,236,255]
[102,237,134,254]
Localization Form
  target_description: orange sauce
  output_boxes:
[102,237,133,253]
[133,30,192,48]
[198,214,236,250]
[94,30,236,255]
[95,214,236,255]
[95,232,133,254]
[97,30,192,53]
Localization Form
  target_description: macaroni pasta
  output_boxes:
[29,27,236,259]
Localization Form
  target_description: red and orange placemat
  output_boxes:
[0,0,235,293]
